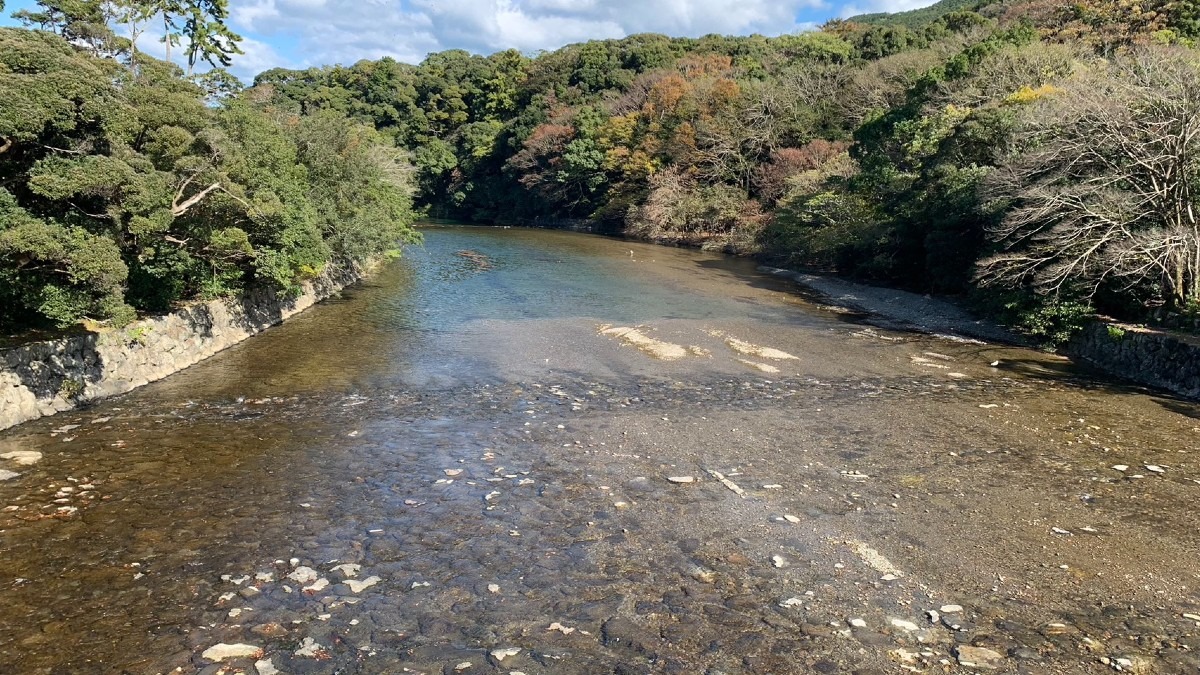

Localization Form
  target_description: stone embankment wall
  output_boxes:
[0,264,368,431]
[1070,322,1200,399]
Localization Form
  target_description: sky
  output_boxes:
[1,0,939,79]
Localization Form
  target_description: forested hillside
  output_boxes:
[0,1,418,332]
[254,0,1200,344]
[6,1,1200,343]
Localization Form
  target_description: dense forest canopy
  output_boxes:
[0,0,418,332]
[247,0,1200,343]
[6,0,1200,344]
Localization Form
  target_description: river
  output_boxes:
[0,225,1197,674]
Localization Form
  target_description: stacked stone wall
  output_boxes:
[0,264,366,431]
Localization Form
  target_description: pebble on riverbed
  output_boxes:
[202,643,261,661]
[490,647,522,662]
[287,566,319,584]
[344,576,381,593]
[1,451,42,466]
[955,645,1005,669]
[294,637,328,658]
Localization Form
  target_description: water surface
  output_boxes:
[1,226,1198,674]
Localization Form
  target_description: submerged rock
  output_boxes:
[344,576,381,593]
[955,645,1005,669]
[295,636,326,657]
[287,566,319,584]
[0,451,42,466]
[490,646,521,662]
[201,643,260,661]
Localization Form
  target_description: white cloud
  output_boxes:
[230,36,286,79]
[837,0,938,18]
[225,0,831,73]
[118,16,283,81]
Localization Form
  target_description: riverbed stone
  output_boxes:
[0,451,41,466]
[201,643,261,661]
[954,646,1005,669]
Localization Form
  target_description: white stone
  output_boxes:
[345,576,381,593]
[667,476,695,483]
[488,584,501,593]
[1111,465,1129,472]
[890,618,920,631]
[940,604,964,613]
[783,515,801,523]
[255,658,280,675]
[455,663,472,672]
[848,618,867,628]
[295,637,325,657]
[303,578,329,593]
[331,563,361,578]
[548,622,576,634]
[491,647,521,661]
[772,555,788,568]
[956,645,1004,669]
[287,566,319,584]
[1145,464,1166,473]
[0,470,19,481]
[0,451,42,466]
[202,643,260,661]
[444,469,463,476]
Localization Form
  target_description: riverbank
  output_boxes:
[0,262,372,432]
[757,265,1025,346]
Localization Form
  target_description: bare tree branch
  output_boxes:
[171,182,221,217]
[977,46,1200,307]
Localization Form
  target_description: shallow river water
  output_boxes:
[1,226,1198,675]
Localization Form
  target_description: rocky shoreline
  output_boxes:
[758,264,1200,401]
[757,265,1025,346]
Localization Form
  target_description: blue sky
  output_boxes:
[1,0,936,78]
